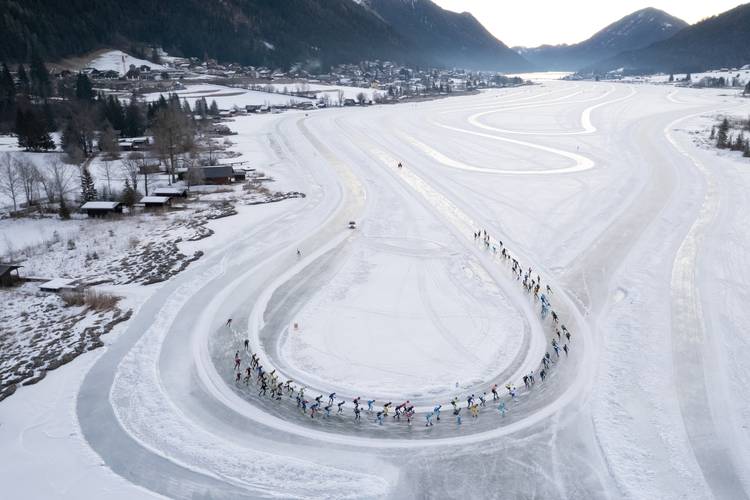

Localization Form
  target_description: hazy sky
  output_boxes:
[432,1,745,47]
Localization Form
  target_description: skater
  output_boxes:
[310,402,319,418]
[354,406,361,421]
[296,248,301,257]
[433,404,442,421]
[328,392,336,405]
[498,401,507,417]
[258,380,267,397]
[353,397,361,410]
[456,408,463,425]
[244,339,249,351]
[479,393,487,407]
[470,403,479,419]
[226,318,232,327]
[563,343,569,357]
[376,411,385,425]
[337,400,345,414]
[235,372,241,383]
[397,162,403,169]
[491,384,499,400]
[234,351,241,371]
[451,397,459,412]
[367,399,375,412]
[425,412,434,427]
[551,310,559,324]
[540,369,546,381]
[324,404,332,418]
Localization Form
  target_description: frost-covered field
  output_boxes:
[1,80,750,499]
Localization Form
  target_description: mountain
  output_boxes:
[586,3,750,74]
[516,8,687,71]
[360,0,532,71]
[0,0,531,72]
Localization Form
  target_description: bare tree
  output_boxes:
[120,152,143,194]
[142,160,161,196]
[152,105,193,184]
[0,153,21,212]
[17,157,41,210]
[336,89,345,106]
[41,158,76,217]
[101,159,115,199]
[184,157,205,187]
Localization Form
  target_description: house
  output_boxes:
[201,165,235,184]
[153,187,188,198]
[0,264,22,287]
[118,137,151,151]
[80,201,123,218]
[39,278,78,293]
[232,169,247,182]
[139,196,172,210]
[343,98,357,106]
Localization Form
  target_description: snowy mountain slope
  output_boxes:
[587,3,750,74]
[361,0,532,71]
[516,7,687,71]
[0,0,531,71]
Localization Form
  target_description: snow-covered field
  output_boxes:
[2,79,750,499]
[142,83,310,108]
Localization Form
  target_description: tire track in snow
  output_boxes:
[665,113,750,500]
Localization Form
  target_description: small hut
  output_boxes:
[80,201,123,218]
[140,196,172,211]
[153,187,188,198]
[0,264,22,286]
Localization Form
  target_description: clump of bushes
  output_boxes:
[61,289,120,310]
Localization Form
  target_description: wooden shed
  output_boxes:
[0,264,22,287]
[201,165,235,185]
[140,196,172,210]
[80,201,123,218]
[153,187,188,198]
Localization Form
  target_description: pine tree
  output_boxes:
[75,73,94,101]
[17,65,30,96]
[717,118,730,149]
[59,198,70,219]
[709,126,715,140]
[80,165,97,201]
[744,140,750,158]
[745,81,750,96]
[209,99,219,116]
[0,63,15,103]
[182,98,192,115]
[15,107,54,151]
[29,51,52,99]
[734,132,745,151]
[123,98,145,137]
[668,74,674,83]
[120,177,136,207]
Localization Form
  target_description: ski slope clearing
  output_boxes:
[1,80,750,499]
[85,49,169,75]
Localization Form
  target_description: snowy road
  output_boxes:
[3,80,750,499]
